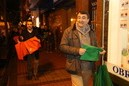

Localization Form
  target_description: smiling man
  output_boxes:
[60,11,105,86]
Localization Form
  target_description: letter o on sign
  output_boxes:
[113,66,118,73]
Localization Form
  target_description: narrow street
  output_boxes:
[7,48,72,86]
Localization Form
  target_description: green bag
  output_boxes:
[93,64,114,86]
[80,44,103,61]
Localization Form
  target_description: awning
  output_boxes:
[29,0,54,10]
[29,0,75,11]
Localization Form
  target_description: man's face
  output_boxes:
[26,21,33,30]
[76,13,89,28]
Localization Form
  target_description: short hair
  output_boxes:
[26,20,32,23]
[26,20,33,25]
[77,11,90,19]
[26,20,33,26]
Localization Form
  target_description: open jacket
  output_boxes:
[60,24,98,74]
[60,24,97,57]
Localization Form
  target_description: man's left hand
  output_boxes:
[99,50,106,55]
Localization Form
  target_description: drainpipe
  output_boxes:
[4,0,8,37]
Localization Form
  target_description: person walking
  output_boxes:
[60,11,106,86]
[20,20,41,80]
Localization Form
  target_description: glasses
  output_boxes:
[121,1,129,7]
[120,23,127,28]
[121,13,128,17]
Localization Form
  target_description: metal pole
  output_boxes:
[102,0,106,65]
[4,0,8,37]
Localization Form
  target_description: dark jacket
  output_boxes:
[20,27,41,41]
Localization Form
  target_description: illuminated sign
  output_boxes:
[107,0,129,82]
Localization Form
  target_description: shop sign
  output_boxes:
[107,62,129,81]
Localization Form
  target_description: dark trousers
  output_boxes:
[27,51,39,77]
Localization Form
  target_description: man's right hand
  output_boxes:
[20,36,24,40]
[79,48,86,55]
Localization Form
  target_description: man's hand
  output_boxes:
[17,39,20,43]
[79,48,86,55]
[20,36,24,40]
[99,50,106,55]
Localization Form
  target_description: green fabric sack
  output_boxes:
[80,44,103,61]
[94,71,102,86]
[101,64,114,86]
[93,64,114,86]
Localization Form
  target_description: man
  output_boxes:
[60,11,106,86]
[20,20,41,80]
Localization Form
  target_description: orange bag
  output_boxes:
[15,42,29,60]
[23,36,41,54]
